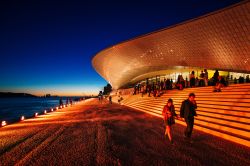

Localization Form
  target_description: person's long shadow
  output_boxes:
[192,133,210,143]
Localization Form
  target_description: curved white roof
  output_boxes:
[92,1,250,89]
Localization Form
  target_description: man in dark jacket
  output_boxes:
[180,93,197,140]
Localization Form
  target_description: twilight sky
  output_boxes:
[0,0,242,96]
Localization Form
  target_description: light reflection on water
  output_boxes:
[0,97,75,123]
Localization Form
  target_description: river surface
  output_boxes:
[0,97,75,123]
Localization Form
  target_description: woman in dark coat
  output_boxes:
[162,98,178,144]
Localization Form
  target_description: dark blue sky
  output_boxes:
[0,0,242,96]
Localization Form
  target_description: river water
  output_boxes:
[0,97,75,123]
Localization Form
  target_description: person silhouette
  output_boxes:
[162,98,178,144]
[59,97,63,106]
[180,93,197,143]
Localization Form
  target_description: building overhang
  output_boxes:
[92,1,250,89]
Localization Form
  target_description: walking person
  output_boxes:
[66,98,69,105]
[147,84,151,97]
[141,85,145,97]
[180,93,197,143]
[162,98,178,144]
[59,97,63,107]
[109,95,112,104]
[70,98,73,105]
[98,91,103,103]
[204,69,208,86]
[190,71,196,88]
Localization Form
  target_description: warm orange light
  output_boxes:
[35,113,38,117]
[56,107,59,110]
[63,105,66,108]
[20,116,25,121]
[60,106,62,109]
[1,121,7,127]
[51,108,54,112]
[44,110,47,114]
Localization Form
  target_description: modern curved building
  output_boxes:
[92,1,250,89]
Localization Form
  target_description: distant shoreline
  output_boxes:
[0,92,96,99]
[0,92,37,98]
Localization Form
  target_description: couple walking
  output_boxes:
[162,93,197,144]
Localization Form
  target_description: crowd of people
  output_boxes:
[106,70,250,146]
[106,70,250,145]
[236,75,250,84]
[132,70,250,95]
[59,97,73,106]
[162,73,247,144]
[114,70,249,106]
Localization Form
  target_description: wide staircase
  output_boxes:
[120,83,250,147]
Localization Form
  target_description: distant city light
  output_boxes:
[35,113,38,117]
[44,110,47,114]
[56,107,59,110]
[51,108,54,112]
[21,116,25,121]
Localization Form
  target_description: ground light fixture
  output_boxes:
[51,108,54,112]
[56,107,59,110]
[34,112,38,117]
[1,121,7,127]
[20,116,25,121]
[44,110,47,114]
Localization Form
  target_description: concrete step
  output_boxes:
[129,105,250,148]
[119,83,250,147]
[127,99,250,112]
[128,102,250,128]
[124,96,250,103]
[128,104,250,139]
[124,98,250,111]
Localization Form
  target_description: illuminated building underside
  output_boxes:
[92,1,250,89]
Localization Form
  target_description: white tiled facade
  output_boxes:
[92,1,250,89]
